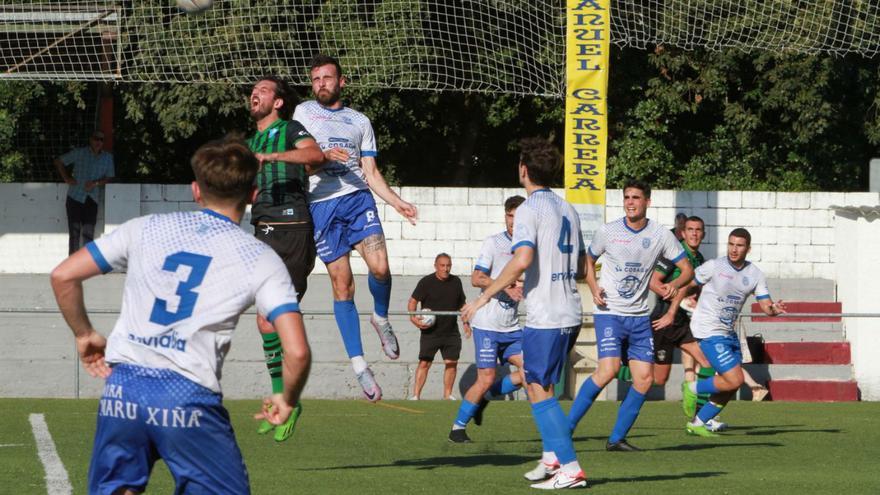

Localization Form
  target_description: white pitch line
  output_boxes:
[29,413,73,495]
[0,443,25,447]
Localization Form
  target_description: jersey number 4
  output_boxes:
[149,252,213,326]
[557,217,574,254]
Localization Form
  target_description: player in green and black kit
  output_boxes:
[248,76,325,442]
[647,216,720,428]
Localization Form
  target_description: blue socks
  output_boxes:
[696,377,720,395]
[532,398,577,465]
[333,299,363,358]
[367,274,392,318]
[454,400,480,427]
[489,375,519,396]
[568,376,603,432]
[696,401,723,424]
[609,388,647,443]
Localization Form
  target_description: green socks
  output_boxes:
[262,332,284,394]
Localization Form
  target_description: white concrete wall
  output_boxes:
[2,183,878,278]
[835,211,880,400]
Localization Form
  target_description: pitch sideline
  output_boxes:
[29,413,73,495]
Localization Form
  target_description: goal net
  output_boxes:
[2,1,878,96]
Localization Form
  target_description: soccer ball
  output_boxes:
[177,0,214,14]
[419,309,436,327]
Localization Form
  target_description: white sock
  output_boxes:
[351,356,368,374]
[689,381,698,394]
[561,460,582,476]
[541,451,558,466]
[691,416,705,427]
[452,424,465,431]
[372,313,388,325]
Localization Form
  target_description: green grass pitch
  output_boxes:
[2,399,879,494]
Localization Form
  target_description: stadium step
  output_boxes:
[740,321,844,342]
[762,342,851,365]
[767,380,859,402]
[750,302,841,322]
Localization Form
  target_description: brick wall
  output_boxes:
[1,183,877,278]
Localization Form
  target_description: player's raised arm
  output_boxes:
[360,155,418,225]
[254,137,324,171]
[50,248,111,378]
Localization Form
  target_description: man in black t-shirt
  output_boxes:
[408,253,468,400]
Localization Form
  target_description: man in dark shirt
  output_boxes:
[408,253,468,400]
[247,75,324,442]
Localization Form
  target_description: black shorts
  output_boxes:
[650,300,696,365]
[254,222,316,301]
[419,333,462,362]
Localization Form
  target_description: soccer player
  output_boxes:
[449,195,526,443]
[462,138,587,489]
[568,179,694,452]
[682,228,786,437]
[50,137,311,494]
[294,54,418,401]
[247,75,324,441]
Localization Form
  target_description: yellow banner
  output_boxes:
[565,0,610,240]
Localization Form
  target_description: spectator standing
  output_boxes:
[54,130,115,254]
[408,253,468,400]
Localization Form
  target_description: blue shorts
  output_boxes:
[521,326,578,387]
[699,335,743,374]
[89,364,249,495]
[310,189,384,263]
[594,314,654,363]
[473,328,523,368]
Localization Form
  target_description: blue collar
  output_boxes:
[201,209,237,225]
[726,257,749,271]
[623,217,649,234]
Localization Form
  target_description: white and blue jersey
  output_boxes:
[87,209,300,393]
[588,218,686,316]
[512,190,584,386]
[690,256,771,339]
[513,189,585,330]
[292,100,377,203]
[471,231,521,333]
[85,209,299,494]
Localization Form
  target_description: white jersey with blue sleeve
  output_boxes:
[86,209,300,393]
[470,231,521,332]
[588,218,686,316]
[689,257,771,339]
[293,100,376,203]
[512,190,584,329]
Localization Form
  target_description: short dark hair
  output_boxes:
[504,195,525,211]
[255,75,296,120]
[729,228,752,246]
[309,54,343,78]
[190,136,259,208]
[686,215,705,227]
[519,137,560,187]
[622,178,651,199]
[435,252,451,263]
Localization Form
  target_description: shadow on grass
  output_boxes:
[305,453,535,471]
[654,441,783,451]
[491,433,656,444]
[589,470,726,487]
[742,427,842,436]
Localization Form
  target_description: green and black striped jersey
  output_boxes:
[248,119,314,224]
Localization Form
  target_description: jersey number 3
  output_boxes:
[149,251,213,326]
